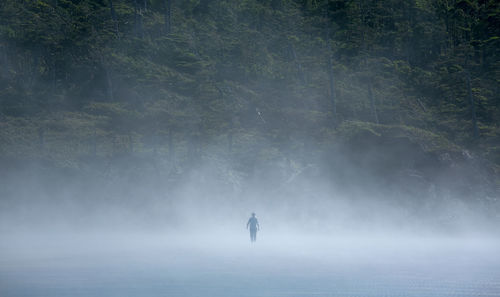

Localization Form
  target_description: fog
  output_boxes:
[1,0,499,295]
[1,146,500,297]
[2,226,500,296]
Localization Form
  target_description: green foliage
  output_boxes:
[337,121,461,154]
[0,0,498,174]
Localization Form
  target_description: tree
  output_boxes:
[164,0,172,34]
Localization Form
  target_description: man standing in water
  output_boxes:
[246,213,260,242]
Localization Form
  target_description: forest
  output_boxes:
[0,0,499,224]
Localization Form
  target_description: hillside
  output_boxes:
[0,0,499,218]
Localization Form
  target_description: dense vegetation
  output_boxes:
[0,0,499,206]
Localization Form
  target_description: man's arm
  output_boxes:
[256,219,260,230]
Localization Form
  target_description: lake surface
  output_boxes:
[1,232,499,297]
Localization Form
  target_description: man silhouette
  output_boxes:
[246,212,260,242]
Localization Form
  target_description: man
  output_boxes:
[246,212,260,242]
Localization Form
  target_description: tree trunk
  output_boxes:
[405,0,414,65]
[466,71,479,139]
[188,133,200,165]
[164,0,172,34]
[128,130,134,153]
[38,127,45,153]
[92,128,97,156]
[325,10,337,122]
[368,82,379,124]
[228,117,234,154]
[52,55,57,92]
[327,54,336,117]
[289,43,306,84]
[152,125,158,156]
[134,0,143,38]
[103,66,114,102]
[99,52,114,101]
[108,0,119,35]
[0,45,8,78]
[109,0,117,21]
[228,131,233,154]
[168,127,175,165]
[105,67,114,101]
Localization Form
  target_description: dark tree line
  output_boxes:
[0,0,498,171]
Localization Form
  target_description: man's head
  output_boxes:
[251,212,256,217]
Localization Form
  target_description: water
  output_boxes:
[1,231,499,297]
